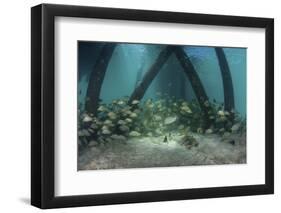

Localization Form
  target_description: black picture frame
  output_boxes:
[31,3,274,209]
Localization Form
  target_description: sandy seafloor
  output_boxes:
[78,133,246,170]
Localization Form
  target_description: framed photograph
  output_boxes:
[31,4,274,209]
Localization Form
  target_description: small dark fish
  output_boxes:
[229,140,235,146]
[98,98,103,102]
[163,136,168,143]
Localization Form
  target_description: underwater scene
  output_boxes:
[78,42,246,170]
